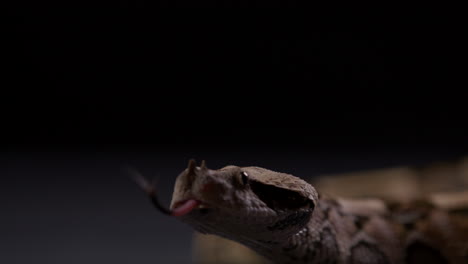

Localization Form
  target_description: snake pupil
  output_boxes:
[241,171,249,185]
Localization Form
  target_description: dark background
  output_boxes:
[2,8,467,264]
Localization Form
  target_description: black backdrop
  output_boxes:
[4,11,467,151]
[2,9,467,264]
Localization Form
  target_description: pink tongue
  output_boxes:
[171,199,201,217]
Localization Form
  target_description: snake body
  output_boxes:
[136,160,468,264]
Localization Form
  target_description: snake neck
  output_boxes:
[234,201,341,264]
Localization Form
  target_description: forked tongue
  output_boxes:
[171,199,201,217]
[131,159,204,217]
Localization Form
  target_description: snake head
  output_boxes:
[169,160,318,243]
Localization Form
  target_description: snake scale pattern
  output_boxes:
[134,160,468,264]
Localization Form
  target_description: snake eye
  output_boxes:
[240,171,249,185]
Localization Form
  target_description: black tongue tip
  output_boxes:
[127,166,172,216]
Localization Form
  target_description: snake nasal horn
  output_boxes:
[200,160,207,170]
[186,159,208,181]
[187,159,197,175]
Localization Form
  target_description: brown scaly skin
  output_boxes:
[137,160,468,264]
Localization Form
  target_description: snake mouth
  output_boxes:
[171,199,202,216]
[172,199,212,216]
